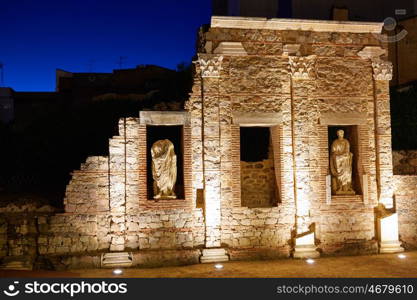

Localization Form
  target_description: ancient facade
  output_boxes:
[1,16,417,269]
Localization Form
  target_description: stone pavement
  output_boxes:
[1,251,416,278]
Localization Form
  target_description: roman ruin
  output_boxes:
[1,16,417,269]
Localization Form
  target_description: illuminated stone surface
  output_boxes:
[1,16,416,269]
[378,212,404,254]
[293,232,320,259]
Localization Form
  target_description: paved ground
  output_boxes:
[1,251,417,278]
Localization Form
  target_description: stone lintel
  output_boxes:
[319,112,367,126]
[232,112,283,127]
[139,111,190,126]
[211,16,383,34]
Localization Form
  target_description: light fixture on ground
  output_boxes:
[306,258,315,264]
[113,269,123,275]
[398,254,406,259]
[214,263,224,270]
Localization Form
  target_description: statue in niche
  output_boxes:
[330,129,355,195]
[151,139,177,199]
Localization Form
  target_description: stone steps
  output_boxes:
[200,248,229,263]
[0,257,33,270]
[101,252,133,268]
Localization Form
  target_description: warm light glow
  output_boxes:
[113,269,123,275]
[398,254,406,259]
[306,259,315,264]
[379,213,400,241]
[214,263,224,270]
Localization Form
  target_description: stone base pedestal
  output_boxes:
[293,232,320,259]
[378,212,404,254]
[101,252,133,268]
[0,256,33,270]
[379,241,404,254]
[200,248,229,263]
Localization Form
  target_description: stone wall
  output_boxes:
[393,151,417,175]
[0,208,205,268]
[394,175,417,249]
[197,18,392,255]
[313,203,377,255]
[64,157,109,213]
[221,206,294,259]
[240,159,277,207]
[4,18,417,268]
[1,114,205,268]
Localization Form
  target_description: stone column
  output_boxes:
[289,55,320,258]
[371,58,404,253]
[198,54,229,263]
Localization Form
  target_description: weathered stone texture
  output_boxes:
[315,58,373,97]
[4,19,416,267]
[64,156,109,213]
[221,56,289,95]
[393,151,417,175]
[315,208,377,255]
[240,159,277,208]
[221,206,294,250]
[394,175,417,249]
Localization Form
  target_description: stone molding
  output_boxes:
[198,55,224,78]
[289,56,316,80]
[139,111,190,125]
[211,16,383,33]
[213,42,247,56]
[372,59,393,81]
[232,112,283,126]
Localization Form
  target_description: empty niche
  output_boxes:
[146,125,185,200]
[328,125,362,195]
[240,127,279,207]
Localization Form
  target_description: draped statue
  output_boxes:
[330,129,355,195]
[151,139,177,199]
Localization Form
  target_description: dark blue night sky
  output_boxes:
[0,0,211,91]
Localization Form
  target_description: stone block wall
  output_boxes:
[221,206,294,252]
[314,204,377,255]
[37,214,109,255]
[240,159,277,207]
[124,209,205,250]
[4,18,417,268]
[64,157,109,213]
[393,151,417,175]
[198,18,391,255]
[0,214,39,258]
[394,175,417,249]
[0,209,205,267]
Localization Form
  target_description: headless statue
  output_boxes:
[151,139,177,199]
